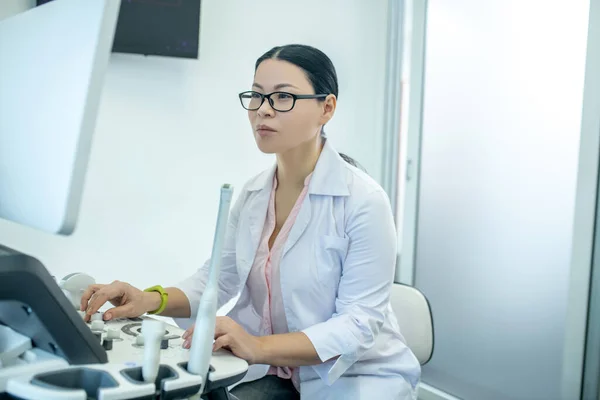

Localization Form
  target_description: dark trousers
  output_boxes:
[229,375,300,400]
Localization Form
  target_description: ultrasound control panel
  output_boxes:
[79,312,248,390]
[0,255,248,400]
[81,312,186,364]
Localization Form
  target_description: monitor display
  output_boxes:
[37,0,201,59]
[0,0,119,234]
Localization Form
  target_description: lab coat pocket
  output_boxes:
[315,235,349,288]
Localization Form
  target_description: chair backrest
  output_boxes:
[390,283,434,365]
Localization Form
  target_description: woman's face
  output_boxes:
[248,59,336,154]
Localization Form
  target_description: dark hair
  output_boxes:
[255,44,364,171]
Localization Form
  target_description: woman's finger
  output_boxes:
[182,324,195,348]
[213,334,231,352]
[182,324,195,340]
[103,303,134,321]
[214,316,234,337]
[85,284,122,318]
[80,284,103,311]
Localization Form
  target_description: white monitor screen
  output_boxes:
[0,0,120,235]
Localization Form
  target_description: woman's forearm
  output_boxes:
[257,332,324,367]
[143,287,191,318]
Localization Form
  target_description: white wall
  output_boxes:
[414,0,590,399]
[0,0,33,20]
[0,1,389,292]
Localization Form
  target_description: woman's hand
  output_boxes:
[182,317,264,365]
[80,281,161,322]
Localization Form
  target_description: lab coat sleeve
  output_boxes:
[302,189,397,385]
[173,189,246,328]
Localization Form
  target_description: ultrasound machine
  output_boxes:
[0,1,248,398]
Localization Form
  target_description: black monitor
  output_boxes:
[36,0,201,59]
[0,247,107,365]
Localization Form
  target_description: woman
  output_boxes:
[81,44,421,399]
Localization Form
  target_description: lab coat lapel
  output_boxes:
[245,140,350,263]
[238,166,275,275]
[282,140,349,258]
[246,207,266,264]
[282,193,312,258]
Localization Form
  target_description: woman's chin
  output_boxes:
[254,138,280,154]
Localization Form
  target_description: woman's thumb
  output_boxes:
[104,304,133,321]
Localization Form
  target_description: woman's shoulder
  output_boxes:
[338,162,396,240]
[342,162,391,209]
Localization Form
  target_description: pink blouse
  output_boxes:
[246,171,312,392]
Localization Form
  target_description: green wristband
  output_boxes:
[144,285,168,315]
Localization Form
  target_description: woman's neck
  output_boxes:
[276,136,323,190]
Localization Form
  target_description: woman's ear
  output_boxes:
[319,94,337,125]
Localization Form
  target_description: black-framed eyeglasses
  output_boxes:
[238,90,329,112]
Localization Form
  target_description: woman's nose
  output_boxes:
[257,97,275,117]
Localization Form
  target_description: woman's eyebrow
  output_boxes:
[252,83,299,90]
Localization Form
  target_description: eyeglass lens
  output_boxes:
[240,91,295,111]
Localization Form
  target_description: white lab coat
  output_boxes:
[175,140,421,399]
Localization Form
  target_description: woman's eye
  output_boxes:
[251,93,262,98]
[277,93,292,100]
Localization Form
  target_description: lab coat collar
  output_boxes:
[246,139,350,196]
